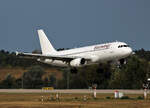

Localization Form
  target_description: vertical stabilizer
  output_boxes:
[37,29,57,55]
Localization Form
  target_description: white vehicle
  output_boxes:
[16,29,132,72]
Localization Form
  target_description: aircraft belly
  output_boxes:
[95,50,117,62]
[40,59,68,67]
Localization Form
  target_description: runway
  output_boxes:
[0,89,147,94]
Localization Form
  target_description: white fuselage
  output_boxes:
[39,41,132,67]
[18,30,133,68]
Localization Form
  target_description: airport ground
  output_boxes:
[0,89,150,108]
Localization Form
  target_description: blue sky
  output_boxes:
[0,0,150,52]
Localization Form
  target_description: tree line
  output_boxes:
[0,49,150,89]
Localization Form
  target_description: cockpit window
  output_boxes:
[118,45,129,48]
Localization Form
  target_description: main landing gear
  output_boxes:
[70,67,78,74]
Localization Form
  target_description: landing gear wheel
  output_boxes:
[120,59,125,65]
[70,68,78,74]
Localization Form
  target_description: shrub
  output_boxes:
[120,96,130,99]
[137,96,144,100]
[106,96,111,99]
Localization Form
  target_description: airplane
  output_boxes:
[16,29,133,73]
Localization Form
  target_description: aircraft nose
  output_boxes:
[127,47,132,55]
[122,47,132,57]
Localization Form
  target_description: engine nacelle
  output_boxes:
[70,58,86,67]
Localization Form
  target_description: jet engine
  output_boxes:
[70,58,86,67]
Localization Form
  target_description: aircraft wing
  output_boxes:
[16,52,91,62]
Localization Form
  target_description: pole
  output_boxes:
[93,87,96,98]
[67,69,70,89]
[144,89,147,99]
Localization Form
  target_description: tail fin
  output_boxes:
[37,29,57,55]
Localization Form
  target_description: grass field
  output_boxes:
[0,92,150,108]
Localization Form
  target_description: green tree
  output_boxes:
[0,74,15,88]
[109,56,149,89]
[23,66,45,89]
[43,74,56,88]
[49,74,56,88]
[68,63,112,89]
